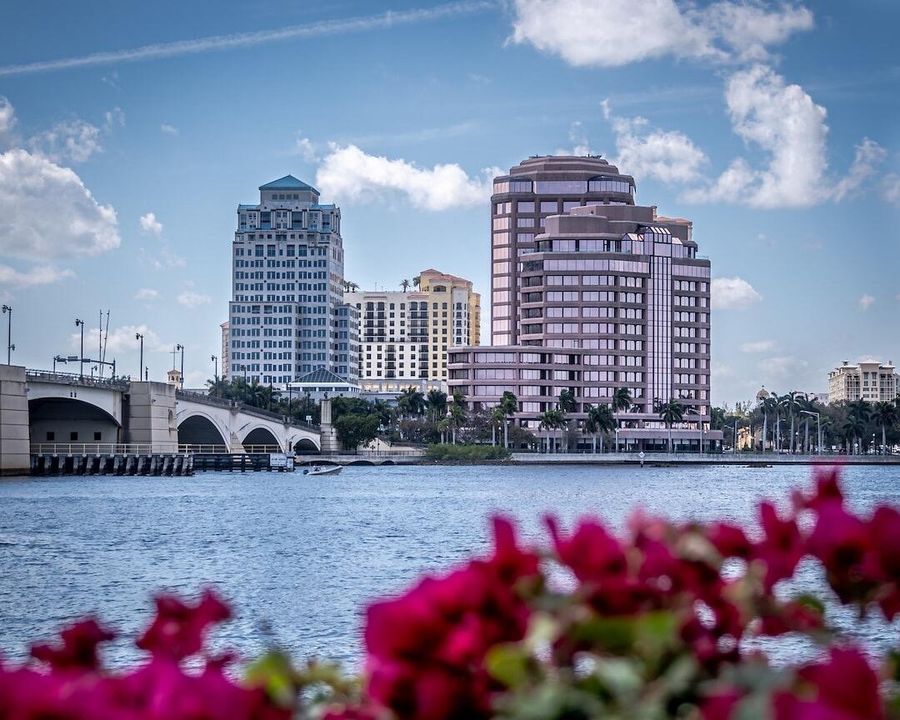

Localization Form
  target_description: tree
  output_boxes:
[584,404,616,453]
[397,387,426,418]
[656,399,684,454]
[489,406,505,446]
[612,387,632,452]
[872,401,897,454]
[448,401,466,445]
[760,394,778,452]
[779,392,801,453]
[499,391,518,449]
[412,275,421,289]
[539,408,566,453]
[333,414,380,453]
[400,279,410,293]
[426,389,448,422]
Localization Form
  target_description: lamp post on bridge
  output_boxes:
[176,343,184,389]
[74,318,85,379]
[210,355,218,396]
[2,304,12,365]
[135,332,144,380]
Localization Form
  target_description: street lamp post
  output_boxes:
[176,343,184,389]
[724,424,738,453]
[74,318,85,379]
[210,355,218,395]
[135,333,144,379]
[800,410,821,455]
[1,305,12,365]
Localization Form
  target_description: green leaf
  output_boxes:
[244,650,297,707]
[486,643,531,688]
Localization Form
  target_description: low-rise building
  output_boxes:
[828,360,898,403]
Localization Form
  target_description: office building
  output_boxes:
[227,175,358,388]
[828,360,898,403]
[448,156,718,452]
[220,321,230,380]
[346,269,481,394]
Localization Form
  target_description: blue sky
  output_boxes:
[0,0,897,404]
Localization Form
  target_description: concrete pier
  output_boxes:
[0,365,30,477]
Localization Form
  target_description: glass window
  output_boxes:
[536,180,586,194]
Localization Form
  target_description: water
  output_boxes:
[1,464,898,667]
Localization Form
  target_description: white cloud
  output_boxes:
[74,324,167,354]
[316,143,500,210]
[602,100,707,184]
[139,211,163,235]
[177,290,211,308]
[711,277,762,310]
[27,119,103,163]
[858,294,875,311]
[741,339,776,353]
[135,288,159,301]
[555,121,592,156]
[508,0,812,69]
[832,138,887,201]
[295,135,317,161]
[883,174,900,206]
[104,107,125,129]
[160,123,178,135]
[761,355,807,378]
[0,264,73,287]
[0,149,119,260]
[0,96,15,142]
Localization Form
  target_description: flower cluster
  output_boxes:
[1,469,898,720]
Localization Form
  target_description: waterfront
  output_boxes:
[1,464,898,667]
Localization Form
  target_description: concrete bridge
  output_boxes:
[0,365,321,476]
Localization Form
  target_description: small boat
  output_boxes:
[303,465,342,476]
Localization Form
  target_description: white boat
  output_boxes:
[302,465,342,476]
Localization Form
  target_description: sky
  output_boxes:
[0,0,898,405]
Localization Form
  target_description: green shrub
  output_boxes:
[425,443,511,462]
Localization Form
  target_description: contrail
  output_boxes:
[0,1,496,77]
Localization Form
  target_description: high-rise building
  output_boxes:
[228,175,358,388]
[448,156,718,452]
[828,359,898,403]
[220,321,230,380]
[346,269,481,393]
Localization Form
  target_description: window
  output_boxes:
[70,431,78,441]
[94,431,102,441]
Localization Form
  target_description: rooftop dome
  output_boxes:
[756,386,770,401]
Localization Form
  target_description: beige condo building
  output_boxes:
[346,269,481,393]
[828,359,898,403]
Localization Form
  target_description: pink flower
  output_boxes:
[753,502,805,590]
[30,618,115,672]
[136,588,231,661]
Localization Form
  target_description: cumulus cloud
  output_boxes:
[883,174,900,206]
[0,264,73,287]
[295,135,317,161]
[509,0,813,68]
[858,294,875,311]
[0,149,120,260]
[135,287,159,301]
[75,324,168,355]
[0,96,15,142]
[316,143,500,210]
[761,355,807,378]
[711,277,762,310]
[160,123,178,135]
[27,118,103,163]
[602,101,707,184]
[177,290,211,308]
[683,66,885,208]
[139,211,163,235]
[741,339,776,353]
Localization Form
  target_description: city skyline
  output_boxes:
[1,0,898,405]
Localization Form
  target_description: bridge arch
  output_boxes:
[29,397,121,446]
[241,426,282,451]
[177,413,229,449]
[293,438,320,455]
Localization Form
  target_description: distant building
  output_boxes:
[346,269,481,394]
[448,156,718,452]
[288,367,361,402]
[227,175,358,389]
[828,360,898,403]
[220,321,230,380]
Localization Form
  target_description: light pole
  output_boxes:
[75,318,85,379]
[800,410,820,455]
[135,332,144,379]
[210,355,218,395]
[724,423,738,453]
[2,304,12,365]
[176,343,184,389]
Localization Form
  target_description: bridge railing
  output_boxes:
[31,443,186,455]
[177,444,286,454]
[26,370,130,390]
[175,389,319,433]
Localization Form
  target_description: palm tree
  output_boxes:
[760,395,778,452]
[400,279,410,293]
[584,404,616,453]
[490,406,505,446]
[448,402,465,445]
[843,416,865,455]
[499,391,518,449]
[872,401,897,454]
[397,387,426,418]
[796,394,816,453]
[779,392,801,453]
[656,398,684,454]
[412,275,421,289]
[612,387,632,453]
[426,389,448,422]
[539,408,566,453]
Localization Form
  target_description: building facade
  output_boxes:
[227,175,358,388]
[448,156,718,451]
[828,360,898,403]
[346,269,481,394]
[220,321,230,380]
